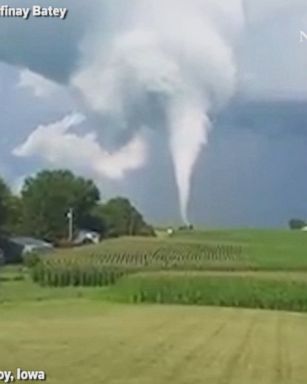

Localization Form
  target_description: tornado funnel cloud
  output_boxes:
[169,97,209,224]
[71,0,245,224]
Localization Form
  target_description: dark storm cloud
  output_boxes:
[215,99,307,137]
[0,0,307,227]
[0,0,100,82]
[128,99,307,227]
[191,100,307,227]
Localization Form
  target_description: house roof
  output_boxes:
[11,237,53,248]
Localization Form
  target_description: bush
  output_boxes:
[289,218,306,230]
[22,252,41,268]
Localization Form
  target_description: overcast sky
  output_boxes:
[0,0,307,227]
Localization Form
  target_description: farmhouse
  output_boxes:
[0,236,53,263]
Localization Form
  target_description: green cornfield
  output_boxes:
[111,272,307,312]
[31,240,244,287]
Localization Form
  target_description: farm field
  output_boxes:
[1,229,307,383]
[46,229,307,272]
[111,272,307,312]
[174,229,307,270]
[0,300,306,384]
[22,229,307,312]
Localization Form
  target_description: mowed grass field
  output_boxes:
[0,300,307,384]
[1,229,307,383]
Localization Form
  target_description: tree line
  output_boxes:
[288,219,307,230]
[0,169,155,243]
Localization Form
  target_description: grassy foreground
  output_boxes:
[1,228,307,383]
[0,300,307,384]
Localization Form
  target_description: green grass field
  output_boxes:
[171,229,307,270]
[0,300,306,384]
[1,229,307,383]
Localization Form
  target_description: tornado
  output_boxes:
[8,0,245,223]
[72,0,244,223]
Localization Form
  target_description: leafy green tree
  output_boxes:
[96,197,155,237]
[0,178,10,229]
[21,170,100,242]
[6,195,24,235]
[78,210,107,235]
[289,218,306,230]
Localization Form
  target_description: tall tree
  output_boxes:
[0,178,10,229]
[6,195,24,235]
[96,197,155,237]
[21,170,100,242]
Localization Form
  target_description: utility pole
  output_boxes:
[67,208,74,242]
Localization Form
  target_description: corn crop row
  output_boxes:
[112,274,307,313]
[31,264,126,287]
[31,241,245,287]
